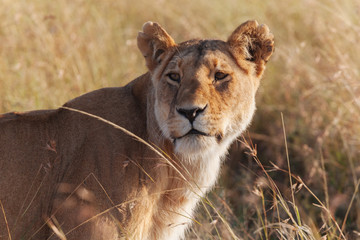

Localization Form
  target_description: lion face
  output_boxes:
[152,41,256,158]
[137,21,274,159]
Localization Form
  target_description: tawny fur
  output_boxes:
[0,21,274,240]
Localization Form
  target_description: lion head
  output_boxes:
[137,21,274,159]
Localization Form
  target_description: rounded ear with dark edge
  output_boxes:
[137,22,176,71]
[227,20,274,77]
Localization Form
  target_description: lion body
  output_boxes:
[0,21,273,239]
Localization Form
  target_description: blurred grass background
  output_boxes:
[0,0,359,239]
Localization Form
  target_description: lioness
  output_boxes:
[0,21,274,239]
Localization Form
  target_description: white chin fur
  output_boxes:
[174,135,217,159]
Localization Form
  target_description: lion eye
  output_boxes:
[167,73,181,83]
[214,72,228,81]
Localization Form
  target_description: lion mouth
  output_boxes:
[175,129,209,140]
[186,129,209,137]
[172,129,224,146]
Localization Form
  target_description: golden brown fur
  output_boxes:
[0,21,274,239]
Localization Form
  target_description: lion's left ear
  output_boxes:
[227,20,274,77]
[137,22,176,71]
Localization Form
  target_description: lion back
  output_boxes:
[0,84,151,239]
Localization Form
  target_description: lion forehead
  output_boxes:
[162,42,247,80]
[176,40,233,64]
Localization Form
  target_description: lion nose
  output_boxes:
[177,105,207,124]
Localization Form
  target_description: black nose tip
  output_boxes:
[177,105,207,123]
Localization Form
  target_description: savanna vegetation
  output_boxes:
[0,0,359,239]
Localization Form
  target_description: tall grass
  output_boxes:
[1,0,359,239]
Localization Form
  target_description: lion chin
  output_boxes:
[173,134,218,158]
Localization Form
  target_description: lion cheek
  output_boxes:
[233,99,257,135]
[154,99,171,138]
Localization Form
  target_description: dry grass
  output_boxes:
[1,0,359,239]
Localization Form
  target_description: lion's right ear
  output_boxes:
[137,22,176,71]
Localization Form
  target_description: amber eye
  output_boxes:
[167,73,181,83]
[214,72,228,81]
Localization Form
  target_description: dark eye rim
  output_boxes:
[214,72,229,81]
[167,72,181,83]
